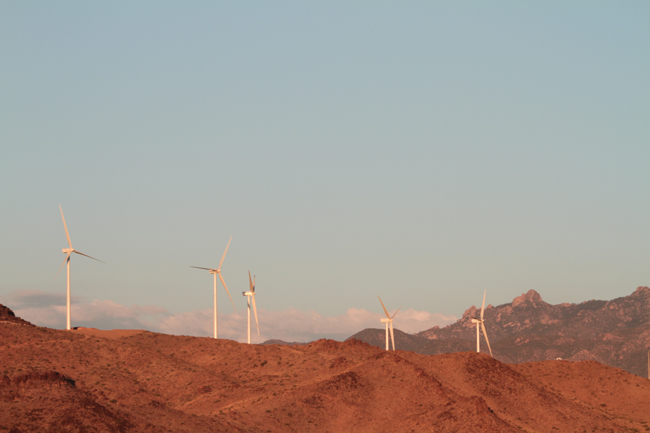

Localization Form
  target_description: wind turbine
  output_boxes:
[378,296,401,351]
[242,271,259,344]
[190,236,236,339]
[55,205,103,331]
[470,289,493,357]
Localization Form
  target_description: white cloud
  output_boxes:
[0,289,457,343]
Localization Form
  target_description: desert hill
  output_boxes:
[350,287,650,377]
[1,305,650,432]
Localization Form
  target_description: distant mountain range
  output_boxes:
[260,339,307,346]
[348,286,650,377]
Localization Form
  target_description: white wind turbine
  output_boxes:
[242,271,259,344]
[55,205,104,331]
[470,289,493,357]
[190,236,236,339]
[378,296,401,351]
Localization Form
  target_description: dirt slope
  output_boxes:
[1,305,650,432]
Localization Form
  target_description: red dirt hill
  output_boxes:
[1,304,649,432]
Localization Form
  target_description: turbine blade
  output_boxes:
[378,296,390,318]
[389,322,395,351]
[190,266,213,271]
[391,306,402,319]
[218,273,236,311]
[249,270,254,291]
[481,290,486,320]
[481,322,493,357]
[218,235,232,270]
[59,205,72,248]
[252,294,259,335]
[55,253,71,280]
[73,251,104,263]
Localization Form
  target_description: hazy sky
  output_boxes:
[1,2,649,342]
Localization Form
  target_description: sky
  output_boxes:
[1,1,649,343]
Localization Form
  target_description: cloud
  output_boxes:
[0,289,457,343]
[2,289,68,308]
[0,290,167,331]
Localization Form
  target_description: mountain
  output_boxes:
[350,287,650,377]
[2,304,649,432]
[260,339,307,345]
[348,328,474,354]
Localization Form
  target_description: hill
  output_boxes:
[350,287,650,377]
[348,327,474,354]
[1,305,650,432]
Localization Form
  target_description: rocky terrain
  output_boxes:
[350,286,650,378]
[1,305,650,432]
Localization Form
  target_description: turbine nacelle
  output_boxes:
[62,248,74,254]
[243,291,253,296]
[380,318,391,323]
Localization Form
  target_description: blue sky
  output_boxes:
[1,2,649,341]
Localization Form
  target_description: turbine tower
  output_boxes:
[378,296,401,351]
[470,289,493,357]
[242,271,259,344]
[190,236,236,339]
[55,206,103,331]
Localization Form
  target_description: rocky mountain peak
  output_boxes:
[512,289,542,307]
[462,305,478,319]
[414,286,650,377]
